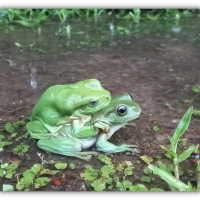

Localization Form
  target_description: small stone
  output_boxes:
[172,119,181,123]
[53,179,62,186]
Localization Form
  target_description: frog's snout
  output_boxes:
[133,107,141,113]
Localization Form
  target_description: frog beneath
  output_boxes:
[37,94,142,161]
[26,79,111,140]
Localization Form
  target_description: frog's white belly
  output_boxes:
[80,136,98,149]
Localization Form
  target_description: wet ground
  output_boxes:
[0,16,200,191]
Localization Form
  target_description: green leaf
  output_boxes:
[0,134,5,140]
[4,123,15,133]
[69,163,76,169]
[183,100,192,104]
[6,163,18,170]
[16,182,24,191]
[116,182,126,191]
[107,185,113,190]
[149,188,165,192]
[177,145,196,163]
[143,167,152,175]
[80,165,99,181]
[34,177,51,188]
[91,180,106,191]
[155,155,162,159]
[5,173,13,178]
[0,141,5,148]
[3,184,14,192]
[54,162,67,170]
[98,154,112,164]
[170,106,193,153]
[4,141,12,145]
[153,126,160,132]
[192,86,200,93]
[104,177,113,184]
[10,133,17,137]
[115,163,124,172]
[124,166,134,176]
[129,184,148,191]
[22,169,36,184]
[101,164,115,176]
[141,176,152,183]
[148,164,189,191]
[0,168,5,177]
[31,163,42,174]
[1,163,9,168]
[14,43,22,47]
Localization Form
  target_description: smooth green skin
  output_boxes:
[26,79,111,140]
[37,94,142,161]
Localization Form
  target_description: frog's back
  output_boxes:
[30,79,105,126]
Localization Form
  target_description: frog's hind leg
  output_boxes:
[37,137,98,161]
[26,120,60,139]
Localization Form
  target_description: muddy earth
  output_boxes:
[0,17,200,191]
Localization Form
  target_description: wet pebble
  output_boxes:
[172,118,181,123]
[53,179,62,186]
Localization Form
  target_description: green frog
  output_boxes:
[26,79,111,140]
[37,94,141,161]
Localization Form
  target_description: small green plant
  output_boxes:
[4,122,15,133]
[54,163,67,170]
[0,163,19,179]
[0,134,12,152]
[143,106,200,191]
[80,154,164,191]
[192,85,200,93]
[124,9,141,23]
[16,163,58,191]
[69,163,76,169]
[13,143,30,156]
[153,125,160,132]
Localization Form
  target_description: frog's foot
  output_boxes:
[26,121,56,140]
[73,152,99,161]
[119,144,141,154]
[94,122,110,133]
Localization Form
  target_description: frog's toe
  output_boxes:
[129,148,141,154]
[126,144,139,148]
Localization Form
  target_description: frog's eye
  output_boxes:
[117,105,127,116]
[129,94,133,99]
[90,100,99,107]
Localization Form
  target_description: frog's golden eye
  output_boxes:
[90,100,99,107]
[117,105,127,116]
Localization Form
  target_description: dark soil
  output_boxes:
[0,17,200,191]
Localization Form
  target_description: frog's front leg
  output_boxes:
[96,133,140,154]
[26,120,60,139]
[37,137,98,161]
[72,119,99,139]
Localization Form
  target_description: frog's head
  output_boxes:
[89,94,141,124]
[78,90,111,115]
[72,79,111,115]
